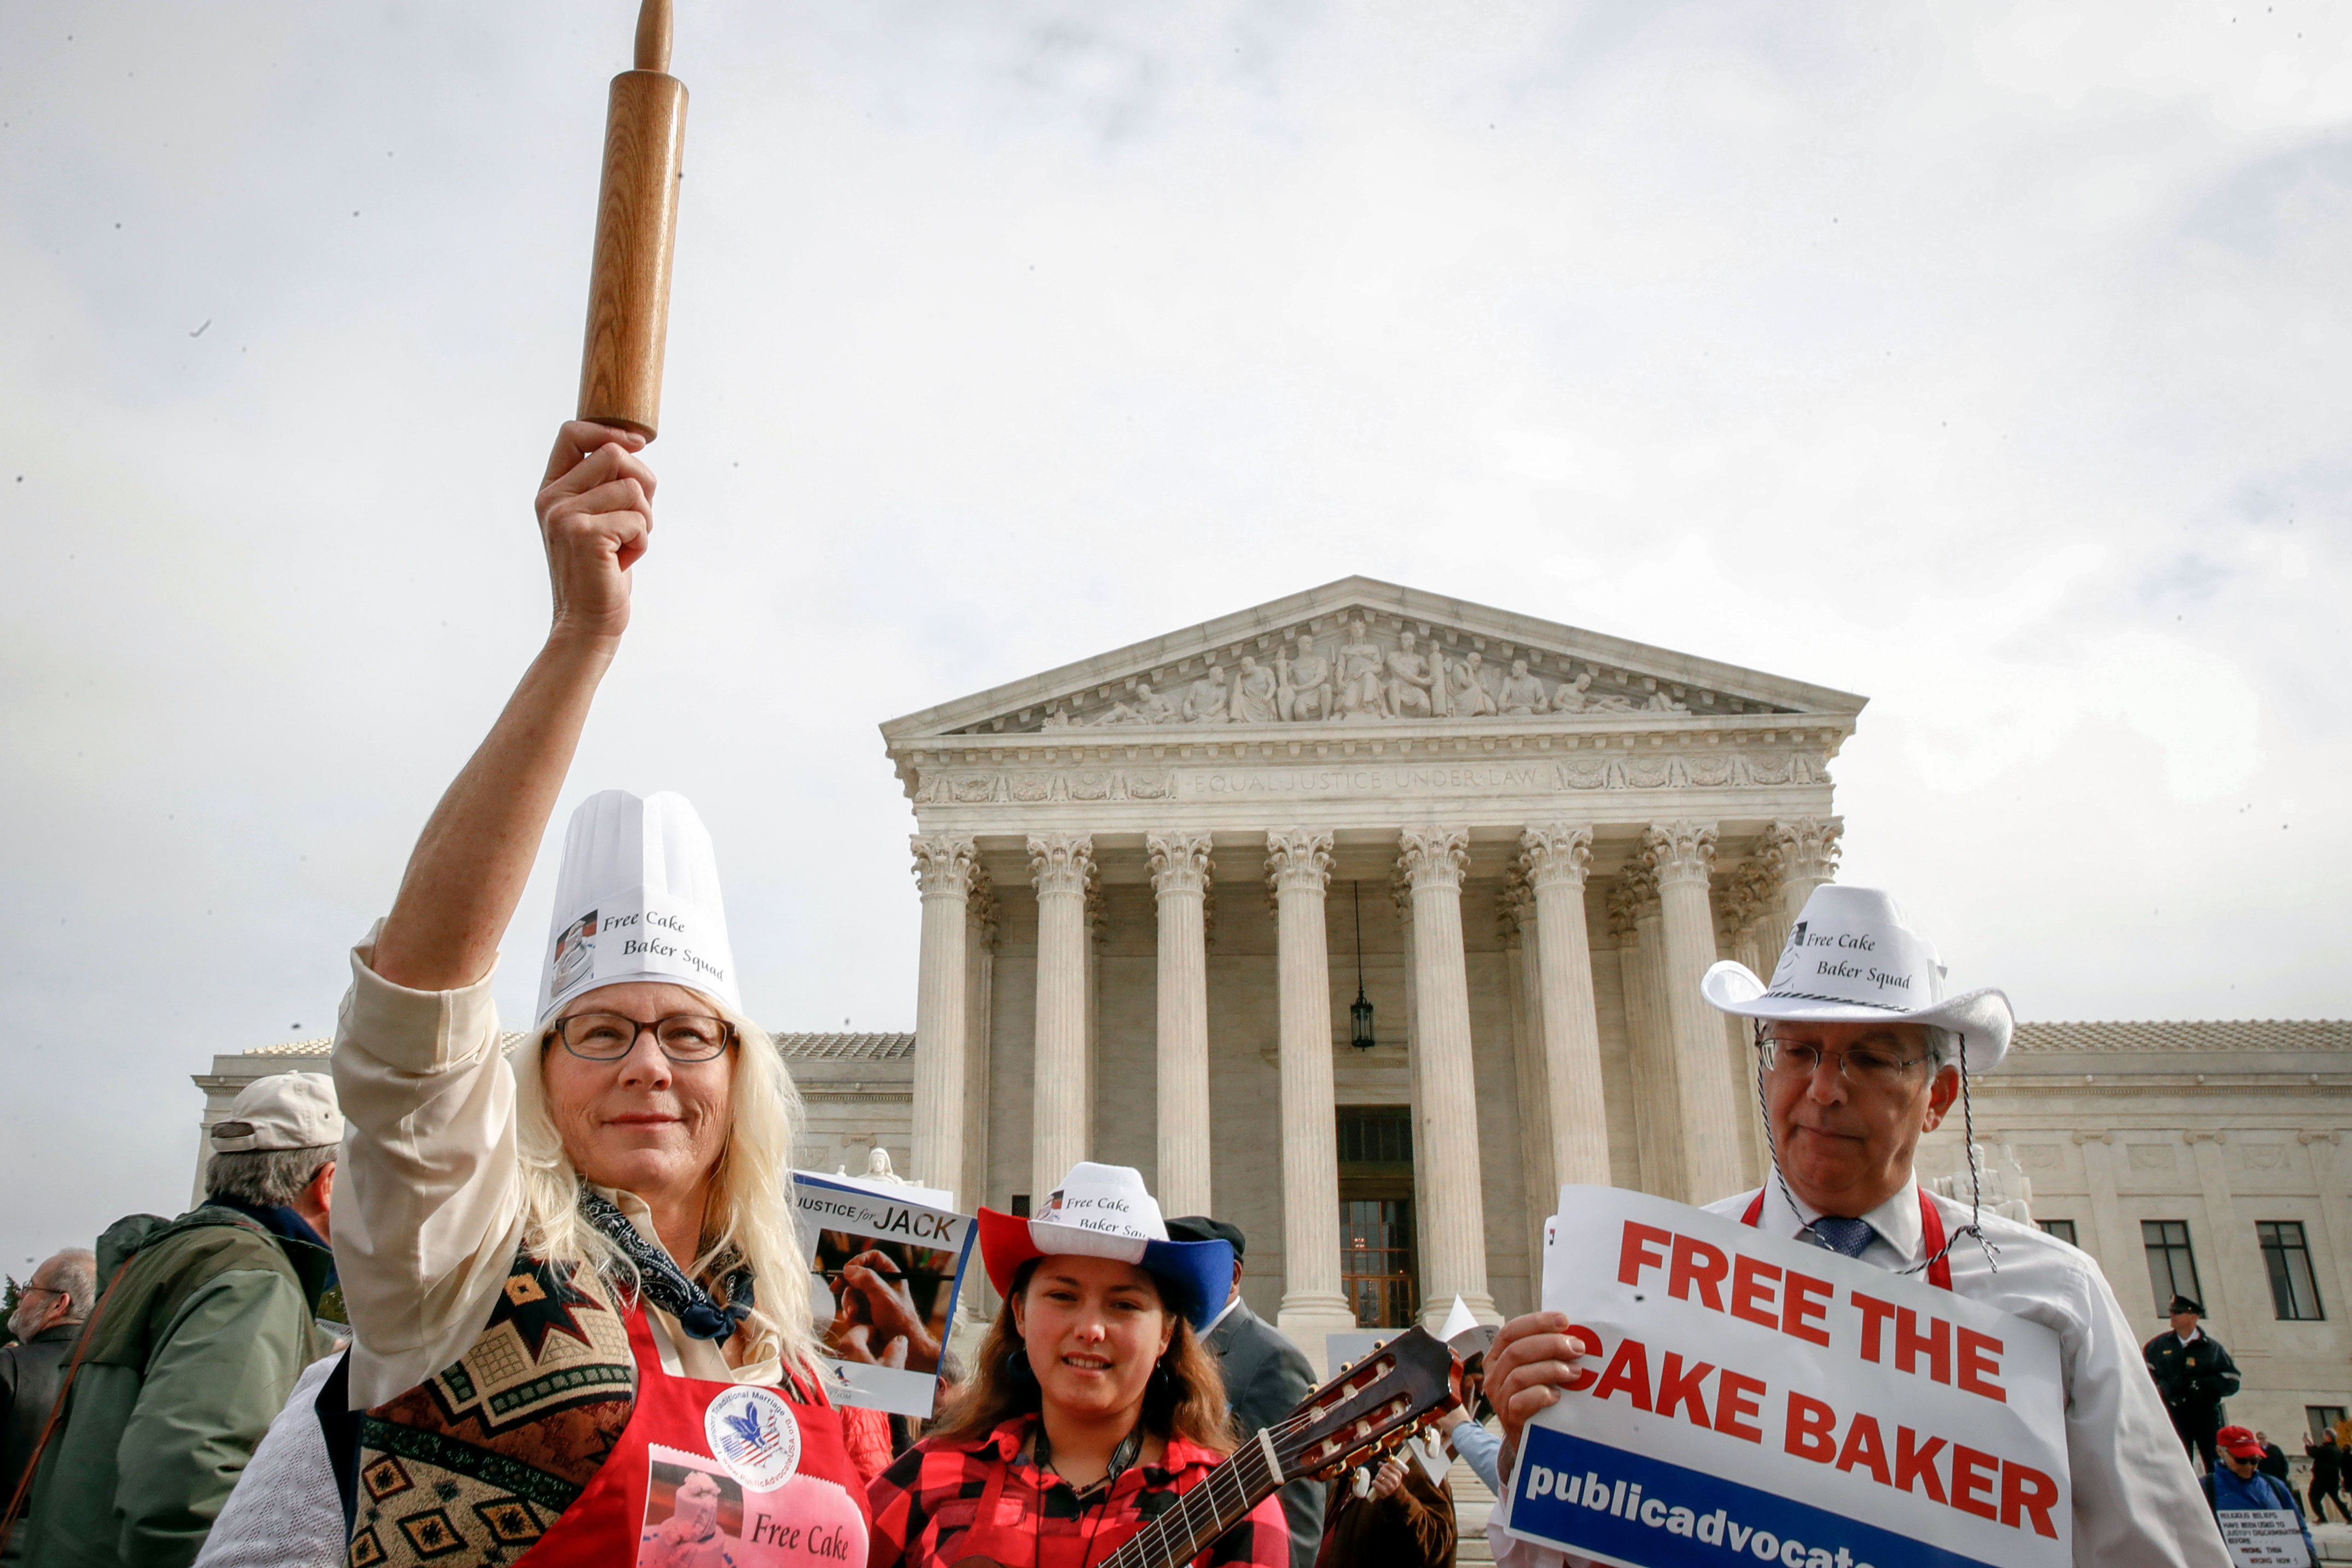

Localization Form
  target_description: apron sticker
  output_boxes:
[641,1455,746,1568]
[705,1385,802,1493]
[646,1444,864,1566]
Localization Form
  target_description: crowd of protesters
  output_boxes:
[0,422,2333,1568]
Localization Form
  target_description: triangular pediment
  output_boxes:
[881,577,1864,741]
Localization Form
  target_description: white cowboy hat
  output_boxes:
[1700,885,2013,1069]
[976,1162,1233,1331]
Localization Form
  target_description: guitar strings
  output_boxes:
[1095,1344,1434,1566]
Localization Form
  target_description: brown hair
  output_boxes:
[928,1259,1236,1453]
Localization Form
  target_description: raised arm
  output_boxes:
[371,422,656,991]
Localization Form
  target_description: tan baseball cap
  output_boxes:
[209,1071,345,1153]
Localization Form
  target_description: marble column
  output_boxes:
[1757,817,1843,968]
[1521,825,1611,1193]
[909,835,976,1199]
[1148,831,1214,1219]
[1500,877,1552,1280]
[1266,829,1354,1340]
[960,874,999,1314]
[1027,833,1094,1199]
[1398,827,1497,1326]
[1716,860,1777,1187]
[1646,821,1745,1204]
[1615,871,1684,1200]
[962,876,998,1274]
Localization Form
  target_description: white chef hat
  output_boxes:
[535,789,741,1028]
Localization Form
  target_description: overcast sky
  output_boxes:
[4,2,2347,1276]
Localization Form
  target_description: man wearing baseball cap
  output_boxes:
[9,1072,342,1568]
[2205,1425,2316,1565]
[1481,887,2229,1567]
[2145,1292,2242,1476]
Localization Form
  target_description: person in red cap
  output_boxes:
[2204,1425,2315,1565]
[865,1162,1289,1567]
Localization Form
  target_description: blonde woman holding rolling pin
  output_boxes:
[327,422,867,1568]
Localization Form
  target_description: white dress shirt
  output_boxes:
[1491,1179,2230,1568]
[329,931,781,1409]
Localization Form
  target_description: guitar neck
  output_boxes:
[1096,1429,1282,1568]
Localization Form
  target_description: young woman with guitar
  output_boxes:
[865,1162,1288,1567]
[866,1162,1463,1568]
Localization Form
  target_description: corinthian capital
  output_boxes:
[910,834,979,899]
[1397,827,1470,891]
[967,864,1001,950]
[1026,832,1095,897]
[1498,868,1535,943]
[1718,859,1778,933]
[1146,831,1214,896]
[1264,828,1334,896]
[1761,817,1843,884]
[1642,820,1719,888]
[1605,872,1650,940]
[1520,823,1594,891]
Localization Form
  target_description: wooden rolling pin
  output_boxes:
[576,0,686,439]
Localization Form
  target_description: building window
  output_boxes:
[2039,1219,2078,1247]
[1338,1105,1413,1165]
[2143,1220,2202,1311]
[1341,1198,1418,1328]
[1337,1106,1416,1327]
[2258,1222,2325,1321]
[2312,1406,2349,1443]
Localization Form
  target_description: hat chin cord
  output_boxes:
[1749,1022,1999,1278]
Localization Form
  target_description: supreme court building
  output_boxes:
[203,578,2352,1439]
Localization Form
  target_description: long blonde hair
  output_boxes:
[509,1001,820,1377]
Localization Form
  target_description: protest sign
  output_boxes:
[1504,1186,2069,1568]
[2216,1511,2314,1568]
[792,1171,976,1417]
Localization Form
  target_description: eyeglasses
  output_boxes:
[549,1012,736,1063]
[1757,1034,1931,1088]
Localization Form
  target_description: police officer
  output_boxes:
[2144,1293,2242,1475]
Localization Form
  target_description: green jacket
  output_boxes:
[14,1206,333,1568]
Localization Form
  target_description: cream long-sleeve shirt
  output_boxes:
[1488,1179,2229,1568]
[329,931,779,1409]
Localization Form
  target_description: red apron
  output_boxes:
[522,1305,871,1567]
[1741,1186,1952,1291]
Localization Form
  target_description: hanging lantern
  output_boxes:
[1350,880,1376,1050]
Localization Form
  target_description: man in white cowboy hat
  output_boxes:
[1480,885,2229,1567]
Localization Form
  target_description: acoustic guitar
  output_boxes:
[953,1325,1461,1568]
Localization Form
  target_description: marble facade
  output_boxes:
[879,577,1868,1365]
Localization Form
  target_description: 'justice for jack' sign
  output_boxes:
[1504,1187,2069,1568]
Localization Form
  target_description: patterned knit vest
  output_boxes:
[347,1250,637,1567]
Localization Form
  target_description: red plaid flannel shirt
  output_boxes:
[865,1415,1289,1568]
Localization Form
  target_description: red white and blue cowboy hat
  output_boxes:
[1700,885,2015,1069]
[975,1162,1234,1332]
